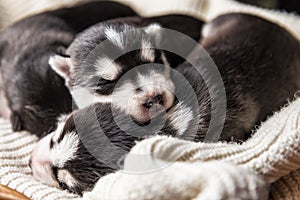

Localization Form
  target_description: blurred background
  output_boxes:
[0,0,299,31]
[238,0,300,13]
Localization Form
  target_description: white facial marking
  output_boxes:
[144,23,161,36]
[94,57,122,81]
[50,131,80,168]
[103,27,124,49]
[52,115,70,142]
[112,81,136,112]
[136,70,175,93]
[31,117,79,188]
[112,70,175,121]
[71,87,95,109]
[169,101,193,135]
[94,94,113,103]
[30,134,59,187]
[71,87,113,109]
[57,169,78,188]
[140,40,155,62]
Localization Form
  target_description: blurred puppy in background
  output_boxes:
[0,1,137,137]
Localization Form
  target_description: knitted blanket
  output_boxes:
[1,97,300,199]
[0,0,300,199]
[84,96,300,199]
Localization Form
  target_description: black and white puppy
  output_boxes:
[29,100,197,194]
[30,13,300,194]
[0,1,136,136]
[49,15,204,122]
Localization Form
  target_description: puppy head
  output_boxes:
[29,104,136,194]
[29,114,82,192]
[49,22,175,120]
[49,23,164,91]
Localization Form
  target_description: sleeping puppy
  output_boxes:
[30,13,300,194]
[0,1,136,137]
[49,15,204,121]
[29,100,197,194]
[199,13,300,140]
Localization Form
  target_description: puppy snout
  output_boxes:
[144,95,163,108]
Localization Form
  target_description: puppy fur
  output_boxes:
[0,2,137,136]
[31,13,300,194]
[49,15,204,122]
[199,13,300,141]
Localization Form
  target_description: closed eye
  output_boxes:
[93,79,116,95]
[58,181,69,190]
[51,166,69,190]
[51,165,59,181]
[97,78,115,85]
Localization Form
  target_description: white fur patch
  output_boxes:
[169,101,193,135]
[144,23,161,36]
[50,131,79,168]
[71,87,94,109]
[94,94,113,103]
[112,69,175,121]
[140,40,155,62]
[71,87,112,109]
[103,27,124,49]
[136,70,174,92]
[112,81,136,112]
[52,116,69,143]
[30,134,59,187]
[57,169,78,188]
[94,57,121,81]
[201,23,213,39]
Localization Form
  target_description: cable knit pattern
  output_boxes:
[83,161,268,200]
[1,97,300,199]
[127,98,300,183]
[82,97,300,199]
[0,120,80,200]
[0,0,300,199]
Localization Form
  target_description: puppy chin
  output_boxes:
[30,134,58,187]
[130,104,167,124]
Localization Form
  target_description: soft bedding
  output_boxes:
[0,0,300,199]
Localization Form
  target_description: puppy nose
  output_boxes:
[144,95,163,108]
[28,157,32,169]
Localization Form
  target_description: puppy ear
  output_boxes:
[49,55,73,82]
[144,23,162,45]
